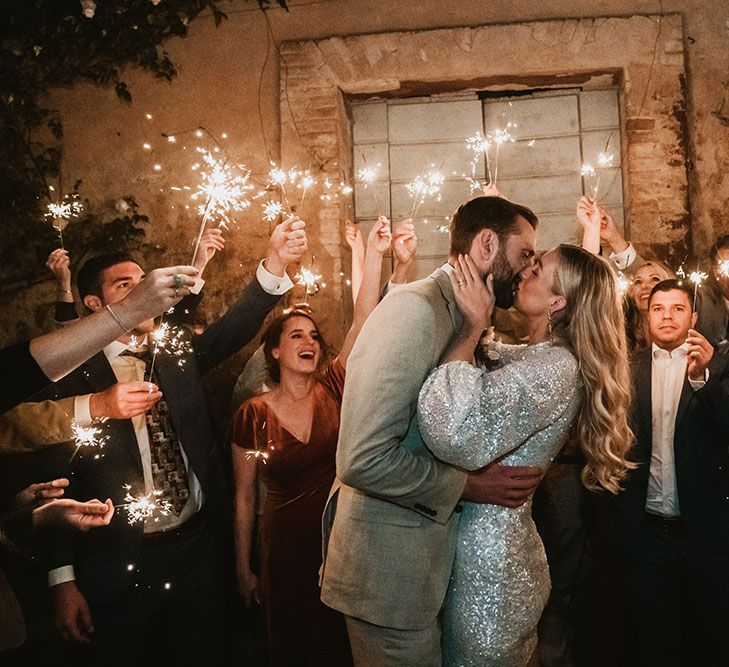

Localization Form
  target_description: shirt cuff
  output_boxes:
[688,368,709,390]
[48,565,76,587]
[609,244,636,271]
[74,395,93,426]
[256,260,294,295]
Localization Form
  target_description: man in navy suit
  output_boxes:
[38,218,306,665]
[604,279,729,667]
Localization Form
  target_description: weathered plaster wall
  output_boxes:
[3,0,728,423]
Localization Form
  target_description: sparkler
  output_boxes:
[190,149,254,265]
[406,170,445,218]
[146,322,193,381]
[67,420,108,465]
[615,271,631,298]
[262,200,286,222]
[357,157,382,214]
[296,170,317,211]
[464,132,492,193]
[244,420,272,464]
[490,124,516,186]
[44,193,83,248]
[295,259,323,305]
[117,485,172,526]
[677,264,708,310]
[581,133,615,200]
[716,259,729,279]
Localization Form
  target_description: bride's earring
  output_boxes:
[547,309,553,342]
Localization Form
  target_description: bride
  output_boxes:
[417,245,634,666]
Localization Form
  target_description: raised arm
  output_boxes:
[337,216,390,366]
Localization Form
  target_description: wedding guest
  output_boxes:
[228,216,392,667]
[0,263,199,414]
[45,228,225,326]
[696,234,729,352]
[603,279,729,666]
[34,218,306,665]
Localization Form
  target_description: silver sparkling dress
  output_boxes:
[417,342,581,667]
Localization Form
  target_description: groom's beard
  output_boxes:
[489,249,519,309]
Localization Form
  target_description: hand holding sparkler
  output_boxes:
[34,498,114,533]
[344,220,364,257]
[46,249,73,301]
[15,478,69,509]
[392,219,417,265]
[686,328,713,381]
[576,196,602,255]
[89,381,162,420]
[192,228,225,276]
[597,205,629,253]
[367,216,392,255]
[266,216,308,276]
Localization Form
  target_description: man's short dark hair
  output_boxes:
[648,278,697,312]
[710,234,729,265]
[449,196,538,256]
[77,252,137,301]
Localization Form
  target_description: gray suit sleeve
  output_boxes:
[336,289,467,523]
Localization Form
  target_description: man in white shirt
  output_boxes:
[604,279,729,667]
[35,217,306,665]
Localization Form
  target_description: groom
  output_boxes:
[321,195,543,665]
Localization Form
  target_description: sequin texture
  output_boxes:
[418,342,581,666]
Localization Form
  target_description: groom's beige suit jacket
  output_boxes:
[321,267,469,630]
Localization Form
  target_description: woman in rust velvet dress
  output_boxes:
[229,217,409,666]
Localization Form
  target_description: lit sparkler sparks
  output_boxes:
[147,321,193,381]
[244,421,272,464]
[320,177,354,202]
[357,159,382,214]
[119,485,172,525]
[406,170,445,218]
[45,193,83,248]
[677,264,708,310]
[296,266,323,296]
[464,132,491,193]
[490,124,516,185]
[262,200,286,222]
[190,150,254,265]
[68,420,108,465]
[615,271,631,298]
[717,259,729,279]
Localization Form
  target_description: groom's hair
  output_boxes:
[449,196,538,256]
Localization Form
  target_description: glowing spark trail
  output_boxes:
[45,193,83,248]
[118,486,172,525]
[406,170,445,218]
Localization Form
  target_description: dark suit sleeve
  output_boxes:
[0,341,53,415]
[193,277,281,376]
[693,354,729,431]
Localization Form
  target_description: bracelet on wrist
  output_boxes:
[105,304,131,333]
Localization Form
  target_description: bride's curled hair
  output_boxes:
[550,245,635,494]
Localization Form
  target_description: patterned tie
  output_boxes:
[121,347,190,515]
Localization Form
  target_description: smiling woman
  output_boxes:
[227,217,392,667]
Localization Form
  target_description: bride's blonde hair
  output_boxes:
[550,244,635,494]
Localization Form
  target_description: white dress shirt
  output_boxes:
[646,343,706,517]
[609,243,637,271]
[48,261,293,587]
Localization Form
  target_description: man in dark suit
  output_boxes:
[696,233,729,354]
[36,218,306,665]
[604,279,729,667]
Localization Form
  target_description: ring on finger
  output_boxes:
[172,273,184,289]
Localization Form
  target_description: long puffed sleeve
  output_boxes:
[417,345,579,471]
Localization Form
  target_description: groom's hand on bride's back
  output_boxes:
[462,460,543,508]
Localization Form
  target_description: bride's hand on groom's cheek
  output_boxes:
[462,460,543,508]
[451,254,494,332]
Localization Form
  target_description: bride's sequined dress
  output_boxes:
[418,343,581,667]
